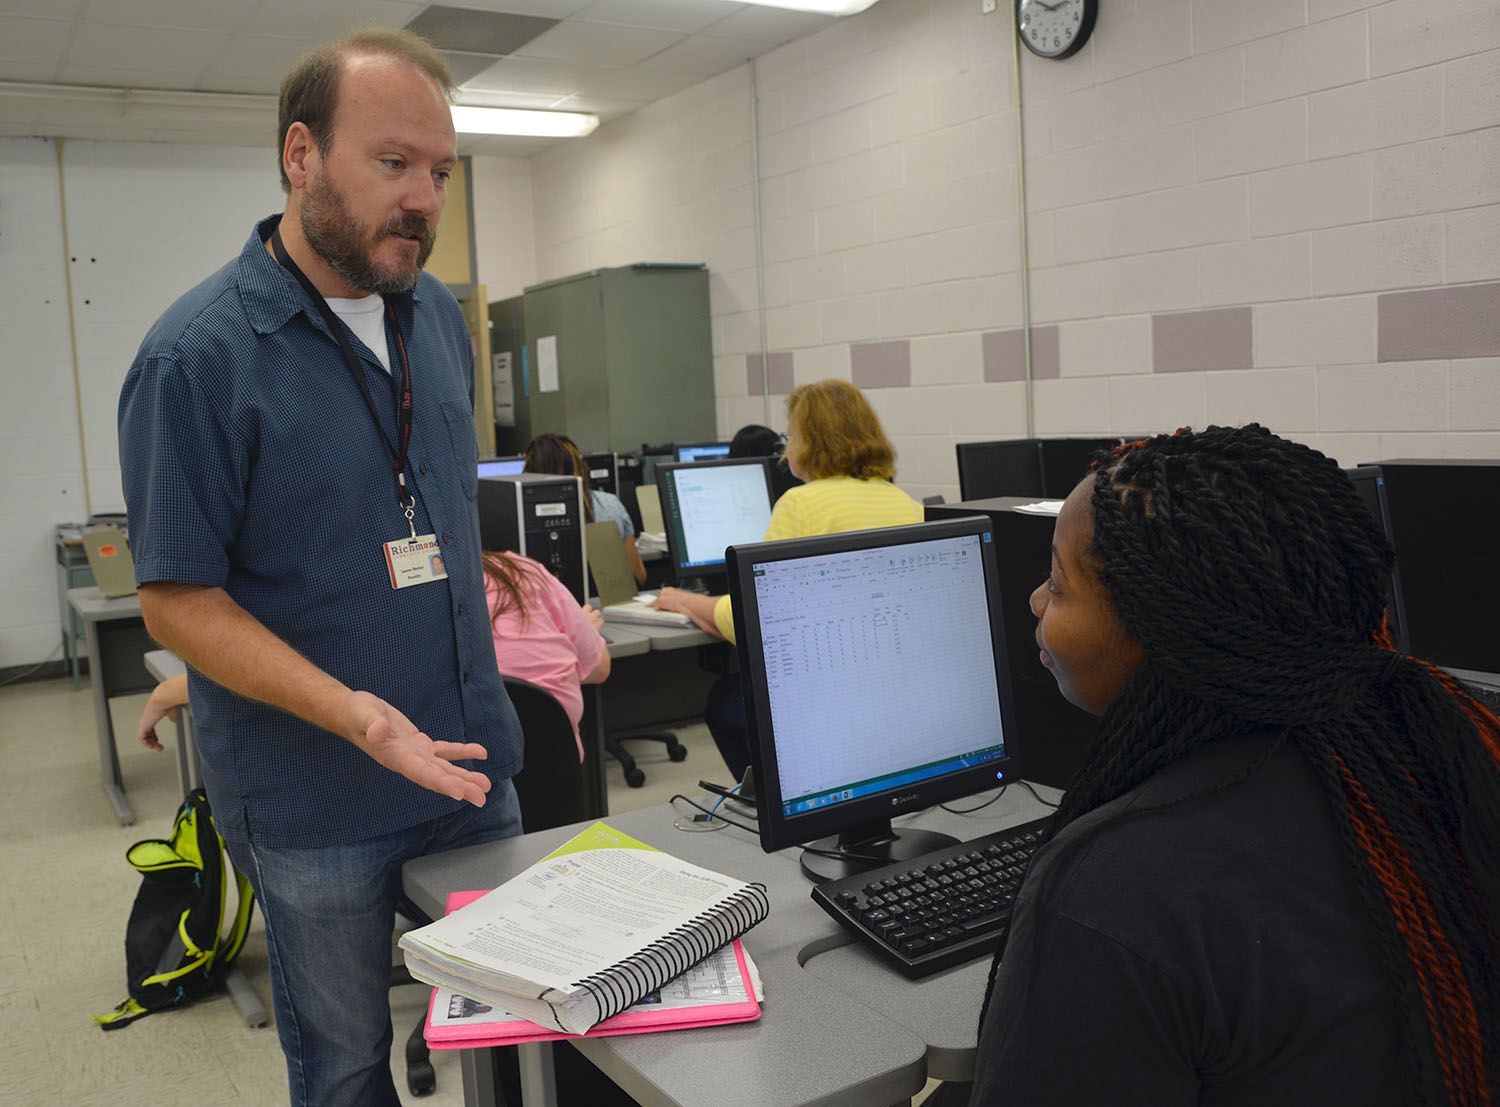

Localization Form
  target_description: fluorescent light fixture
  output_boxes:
[450,105,598,138]
[732,0,880,14]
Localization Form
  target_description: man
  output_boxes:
[117,29,524,1106]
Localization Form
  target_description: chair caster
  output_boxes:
[625,766,646,788]
[407,1059,436,1096]
[666,739,688,762]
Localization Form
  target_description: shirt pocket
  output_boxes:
[439,399,479,501]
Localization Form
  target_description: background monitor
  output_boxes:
[675,441,732,463]
[477,455,526,479]
[1358,459,1499,675]
[728,516,1021,882]
[1343,466,1409,654]
[657,458,774,584]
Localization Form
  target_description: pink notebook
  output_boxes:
[422,890,761,1049]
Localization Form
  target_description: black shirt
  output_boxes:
[971,733,1433,1106]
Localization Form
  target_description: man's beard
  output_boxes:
[300,168,436,295]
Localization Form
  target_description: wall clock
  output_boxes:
[1016,0,1097,60]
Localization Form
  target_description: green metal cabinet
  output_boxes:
[507,265,715,454]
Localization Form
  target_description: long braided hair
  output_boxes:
[1030,424,1500,1104]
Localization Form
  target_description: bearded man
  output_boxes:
[117,28,523,1106]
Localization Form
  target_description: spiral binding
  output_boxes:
[569,882,771,1027]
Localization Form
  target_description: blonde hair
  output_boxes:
[785,379,896,481]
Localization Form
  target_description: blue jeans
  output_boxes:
[221,781,523,1107]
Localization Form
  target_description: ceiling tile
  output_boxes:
[0,0,85,16]
[574,0,742,35]
[404,5,557,55]
[0,15,72,64]
[459,54,592,97]
[433,0,593,17]
[202,34,325,86]
[516,19,684,67]
[66,22,227,71]
[79,0,259,33]
[707,5,833,44]
[646,32,761,77]
[249,0,427,42]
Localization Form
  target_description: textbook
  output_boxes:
[423,890,762,1048]
[399,823,771,1036]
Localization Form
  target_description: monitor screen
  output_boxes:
[657,459,775,583]
[955,439,1044,500]
[728,516,1021,881]
[477,455,526,479]
[676,441,732,463]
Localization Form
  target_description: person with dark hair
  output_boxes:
[967,424,1500,1106]
[653,380,923,778]
[525,432,646,585]
[482,550,611,760]
[117,28,525,1106]
[729,422,802,503]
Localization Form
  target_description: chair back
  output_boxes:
[503,677,597,832]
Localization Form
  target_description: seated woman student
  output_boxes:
[652,379,924,780]
[482,549,610,762]
[728,422,803,503]
[137,553,611,767]
[963,424,1500,1107]
[524,433,646,586]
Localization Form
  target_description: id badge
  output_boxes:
[384,533,449,589]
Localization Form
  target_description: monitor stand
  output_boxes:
[799,818,958,884]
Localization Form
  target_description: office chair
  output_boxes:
[504,676,601,828]
[606,730,687,788]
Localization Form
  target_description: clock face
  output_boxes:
[1017,0,1096,60]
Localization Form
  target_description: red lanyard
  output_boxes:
[270,224,414,508]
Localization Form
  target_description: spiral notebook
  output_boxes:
[399,823,770,1036]
[423,889,761,1048]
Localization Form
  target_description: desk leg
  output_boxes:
[223,966,268,1028]
[518,1042,558,1107]
[83,618,133,825]
[460,1046,502,1107]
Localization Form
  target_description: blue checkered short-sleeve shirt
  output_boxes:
[119,216,522,848]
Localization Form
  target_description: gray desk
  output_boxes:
[402,788,1056,1107]
[141,648,270,1030]
[67,586,156,825]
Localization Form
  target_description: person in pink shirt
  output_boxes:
[482,550,611,761]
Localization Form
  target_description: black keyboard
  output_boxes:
[811,817,1053,979]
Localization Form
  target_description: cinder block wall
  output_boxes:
[528,0,1500,502]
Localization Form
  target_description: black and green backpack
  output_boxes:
[94,788,256,1030]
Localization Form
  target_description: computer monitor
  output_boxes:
[955,439,1044,500]
[728,516,1022,882]
[477,455,526,479]
[675,441,732,463]
[657,458,775,584]
[1343,466,1409,654]
[1358,459,1499,675]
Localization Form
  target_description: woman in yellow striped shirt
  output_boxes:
[652,378,924,778]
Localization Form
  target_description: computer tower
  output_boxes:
[1360,459,1499,676]
[925,497,1100,790]
[582,451,618,498]
[955,437,1132,501]
[478,474,588,604]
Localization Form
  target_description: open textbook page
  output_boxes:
[399,822,769,1035]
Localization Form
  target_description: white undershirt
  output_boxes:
[326,293,390,373]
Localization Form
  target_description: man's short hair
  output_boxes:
[277,28,454,193]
